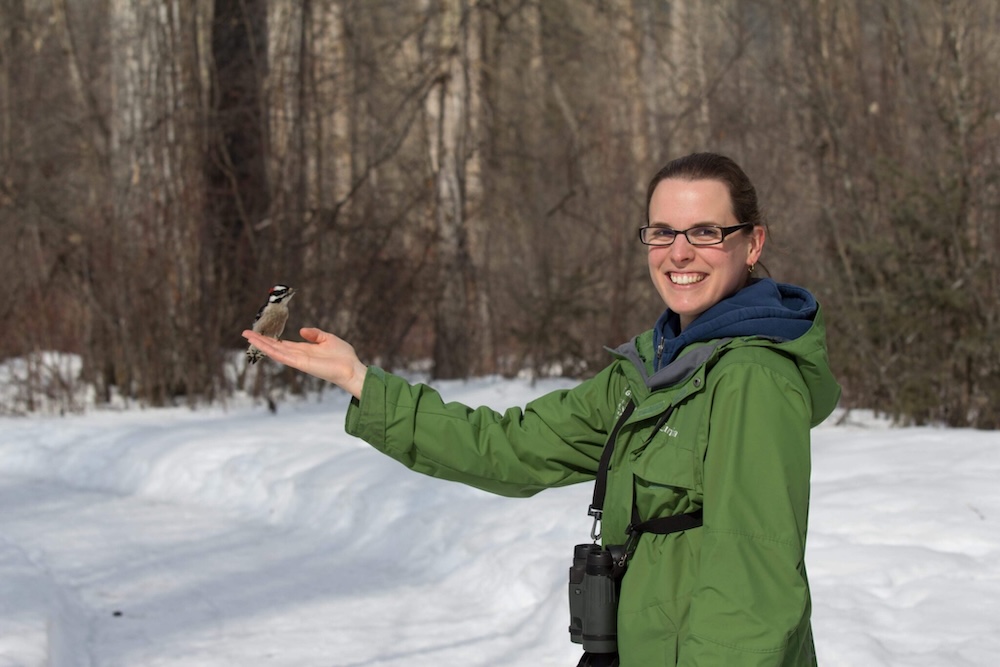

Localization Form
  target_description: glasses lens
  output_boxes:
[641,227,676,245]
[687,227,724,245]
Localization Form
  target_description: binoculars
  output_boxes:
[568,543,621,655]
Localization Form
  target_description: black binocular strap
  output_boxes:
[629,506,703,536]
[591,401,703,540]
[589,401,636,519]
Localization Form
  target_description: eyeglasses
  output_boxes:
[638,223,751,247]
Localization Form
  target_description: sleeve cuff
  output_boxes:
[344,365,388,447]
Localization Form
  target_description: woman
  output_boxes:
[243,152,841,666]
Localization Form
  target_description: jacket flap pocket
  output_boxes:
[630,441,700,491]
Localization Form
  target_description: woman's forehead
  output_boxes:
[648,179,735,219]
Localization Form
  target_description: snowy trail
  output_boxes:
[0,473,581,666]
[1,476,330,666]
[0,382,587,667]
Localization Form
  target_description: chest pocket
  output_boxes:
[629,435,702,522]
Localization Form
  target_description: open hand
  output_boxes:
[241,327,368,399]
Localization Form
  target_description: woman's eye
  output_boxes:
[690,227,720,241]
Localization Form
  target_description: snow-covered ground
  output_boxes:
[1,375,998,666]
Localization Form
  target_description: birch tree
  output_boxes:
[263,0,304,264]
[264,1,352,277]
[421,0,486,378]
[108,0,213,403]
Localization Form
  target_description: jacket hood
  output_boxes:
[652,278,816,370]
[612,280,841,427]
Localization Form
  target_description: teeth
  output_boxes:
[670,273,704,285]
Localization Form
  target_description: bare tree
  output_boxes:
[419,0,486,378]
[106,0,213,404]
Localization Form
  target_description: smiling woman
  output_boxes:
[643,155,766,331]
[242,151,841,667]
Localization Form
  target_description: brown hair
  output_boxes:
[645,152,764,230]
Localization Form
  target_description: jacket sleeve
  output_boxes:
[344,365,623,497]
[678,351,816,666]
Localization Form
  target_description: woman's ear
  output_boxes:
[747,225,766,266]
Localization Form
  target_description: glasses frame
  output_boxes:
[638,223,752,247]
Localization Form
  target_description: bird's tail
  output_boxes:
[246,345,264,365]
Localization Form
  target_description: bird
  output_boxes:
[246,284,296,365]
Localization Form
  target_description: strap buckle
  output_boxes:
[623,524,641,556]
[588,506,602,542]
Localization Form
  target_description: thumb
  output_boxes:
[299,327,328,344]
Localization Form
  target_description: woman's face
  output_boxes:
[647,178,765,330]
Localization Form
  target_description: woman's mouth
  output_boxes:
[669,272,705,285]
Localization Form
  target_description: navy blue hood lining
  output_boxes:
[653,278,817,371]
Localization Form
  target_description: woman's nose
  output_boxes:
[668,234,695,261]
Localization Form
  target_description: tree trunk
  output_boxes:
[264,0,304,262]
[424,0,484,379]
[302,0,352,274]
[109,0,211,403]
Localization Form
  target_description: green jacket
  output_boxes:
[345,308,840,666]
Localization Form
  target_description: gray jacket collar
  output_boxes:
[609,338,732,391]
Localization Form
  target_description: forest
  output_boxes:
[1,0,998,428]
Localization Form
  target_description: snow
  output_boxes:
[1,375,999,666]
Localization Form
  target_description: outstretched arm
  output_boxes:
[241,327,368,400]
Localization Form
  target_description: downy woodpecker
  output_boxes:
[246,284,296,364]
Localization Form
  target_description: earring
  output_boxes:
[748,264,755,274]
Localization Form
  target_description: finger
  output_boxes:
[242,332,290,359]
[242,330,275,348]
[299,327,327,343]
[247,337,301,367]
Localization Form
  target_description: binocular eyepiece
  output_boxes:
[568,543,620,655]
